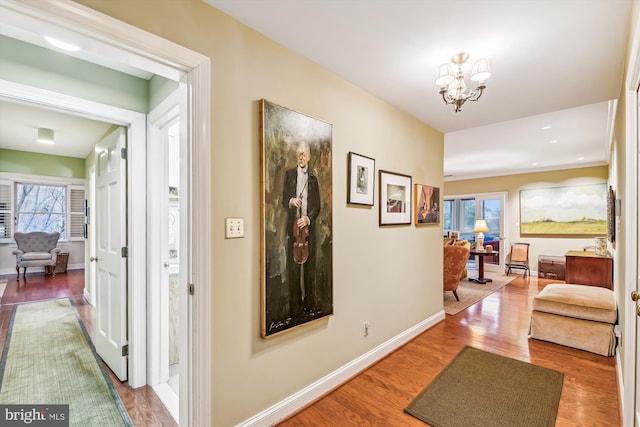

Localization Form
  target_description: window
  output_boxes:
[0,181,11,239]
[16,183,66,238]
[0,175,85,243]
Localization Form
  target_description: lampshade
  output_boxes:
[473,219,490,233]
[435,63,455,87]
[470,58,492,82]
[37,128,55,144]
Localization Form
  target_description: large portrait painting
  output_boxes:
[520,183,607,236]
[260,99,333,337]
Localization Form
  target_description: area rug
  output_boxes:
[0,298,133,427]
[444,272,517,315]
[405,346,564,427]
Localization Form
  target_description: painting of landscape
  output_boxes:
[520,183,607,236]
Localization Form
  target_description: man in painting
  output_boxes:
[282,140,321,317]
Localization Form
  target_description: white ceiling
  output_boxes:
[205,0,632,180]
[0,1,632,178]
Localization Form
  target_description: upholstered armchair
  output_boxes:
[444,245,471,301]
[444,238,471,279]
[12,232,61,278]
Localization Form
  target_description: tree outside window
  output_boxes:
[16,183,66,239]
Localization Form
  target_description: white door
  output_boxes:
[476,193,506,272]
[94,127,128,381]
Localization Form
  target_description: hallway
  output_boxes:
[0,271,177,427]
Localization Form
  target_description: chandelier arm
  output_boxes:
[439,88,453,105]
[469,84,486,102]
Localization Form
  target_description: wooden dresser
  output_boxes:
[564,250,613,290]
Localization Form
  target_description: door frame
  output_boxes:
[475,192,507,272]
[0,2,212,425]
[624,16,640,426]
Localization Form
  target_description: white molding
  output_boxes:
[237,312,445,427]
[188,60,212,427]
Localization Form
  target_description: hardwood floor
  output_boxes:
[277,274,621,427]
[0,270,177,427]
[1,271,620,426]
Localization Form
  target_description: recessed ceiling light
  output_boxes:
[549,140,558,144]
[542,125,551,130]
[37,128,55,144]
[45,36,80,52]
[578,157,585,161]
[532,162,538,166]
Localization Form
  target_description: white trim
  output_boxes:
[187,60,212,427]
[1,1,212,424]
[0,171,85,186]
[147,90,180,388]
[237,312,445,427]
[623,12,640,427]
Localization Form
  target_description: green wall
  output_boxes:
[0,35,149,113]
[0,148,86,178]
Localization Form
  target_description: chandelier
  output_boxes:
[435,53,491,112]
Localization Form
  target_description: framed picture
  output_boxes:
[607,185,615,242]
[379,170,412,226]
[520,183,607,236]
[448,230,460,240]
[260,99,333,337]
[414,184,440,225]
[347,152,375,205]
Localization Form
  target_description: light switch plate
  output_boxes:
[225,218,244,238]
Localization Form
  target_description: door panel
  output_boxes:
[94,127,128,382]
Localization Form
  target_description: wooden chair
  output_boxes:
[444,245,470,301]
[505,242,530,278]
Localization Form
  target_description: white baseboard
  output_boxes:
[237,310,446,427]
[616,349,624,417]
[0,264,84,276]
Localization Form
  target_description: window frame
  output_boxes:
[0,172,85,244]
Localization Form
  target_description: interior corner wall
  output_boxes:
[75,1,444,425]
[443,165,609,272]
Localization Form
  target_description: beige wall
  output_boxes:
[75,1,444,425]
[444,166,609,272]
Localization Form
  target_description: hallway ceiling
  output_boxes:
[205,0,632,180]
[0,1,633,179]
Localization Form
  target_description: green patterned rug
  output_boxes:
[0,298,133,426]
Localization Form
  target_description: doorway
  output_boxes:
[0,2,212,425]
[444,192,507,272]
[147,90,186,422]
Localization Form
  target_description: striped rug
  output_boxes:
[0,298,133,426]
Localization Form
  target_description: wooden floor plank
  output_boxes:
[277,275,621,427]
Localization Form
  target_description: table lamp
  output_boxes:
[473,219,490,251]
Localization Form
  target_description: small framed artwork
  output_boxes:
[448,230,460,240]
[414,184,440,225]
[347,152,375,206]
[379,170,412,226]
